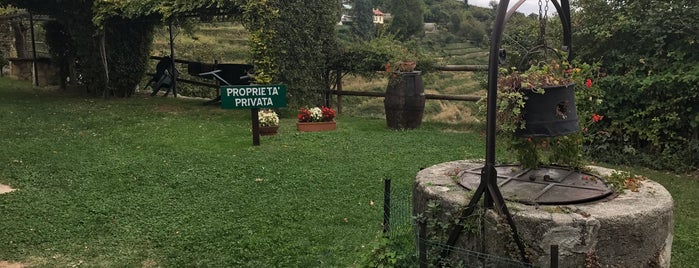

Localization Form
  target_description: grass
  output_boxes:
[0,78,485,267]
[2,75,696,266]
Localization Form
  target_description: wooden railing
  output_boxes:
[146,57,487,108]
[328,64,487,112]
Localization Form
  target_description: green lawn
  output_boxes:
[0,78,483,267]
[0,78,697,267]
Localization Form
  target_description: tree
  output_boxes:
[387,0,425,40]
[351,0,375,40]
[266,0,340,108]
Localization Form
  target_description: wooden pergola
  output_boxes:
[0,10,55,86]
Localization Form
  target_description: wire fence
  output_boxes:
[382,179,538,268]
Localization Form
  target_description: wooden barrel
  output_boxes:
[384,71,426,129]
[518,83,579,137]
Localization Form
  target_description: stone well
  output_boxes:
[413,160,674,267]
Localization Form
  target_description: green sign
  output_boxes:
[220,85,287,109]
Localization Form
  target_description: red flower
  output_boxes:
[585,78,593,88]
[297,107,312,122]
[592,113,604,123]
[321,106,336,121]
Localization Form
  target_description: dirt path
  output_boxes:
[0,184,16,194]
[0,261,25,268]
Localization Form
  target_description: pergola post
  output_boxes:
[169,19,177,97]
[29,11,38,86]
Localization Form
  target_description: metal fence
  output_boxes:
[382,179,540,268]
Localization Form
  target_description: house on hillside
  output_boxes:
[372,8,384,24]
[340,0,353,24]
[339,1,386,26]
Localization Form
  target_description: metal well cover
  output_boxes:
[458,165,614,205]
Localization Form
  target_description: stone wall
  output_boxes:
[7,57,60,86]
[414,160,674,267]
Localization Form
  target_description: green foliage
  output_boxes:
[43,21,74,88]
[2,0,248,97]
[603,170,646,194]
[414,201,481,267]
[330,35,437,84]
[492,57,601,168]
[358,236,399,267]
[104,17,156,97]
[3,0,156,95]
[573,0,699,171]
[265,0,340,108]
[507,135,583,169]
[386,0,425,40]
[243,0,278,85]
[351,0,375,41]
[0,46,7,70]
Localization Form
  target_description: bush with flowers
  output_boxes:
[258,109,279,127]
[297,106,336,123]
[491,56,605,168]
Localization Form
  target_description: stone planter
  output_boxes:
[414,160,674,267]
[296,121,336,132]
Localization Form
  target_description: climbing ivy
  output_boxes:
[266,0,340,108]
[573,0,699,171]
[242,0,278,85]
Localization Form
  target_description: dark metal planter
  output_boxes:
[518,83,578,137]
[384,71,426,129]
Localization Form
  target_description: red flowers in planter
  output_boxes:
[297,106,336,122]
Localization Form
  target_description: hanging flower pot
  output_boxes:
[517,83,579,137]
[384,71,425,129]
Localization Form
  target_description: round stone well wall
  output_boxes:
[413,160,674,267]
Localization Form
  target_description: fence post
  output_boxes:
[418,220,427,268]
[336,72,343,114]
[550,244,559,268]
[168,20,177,97]
[28,12,38,86]
[383,179,391,235]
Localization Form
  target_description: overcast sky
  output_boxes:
[468,0,542,15]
